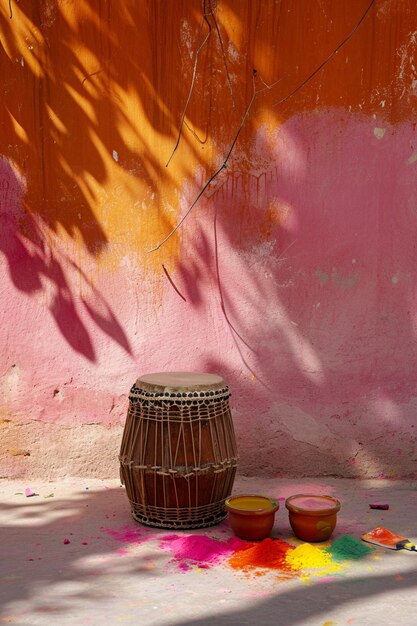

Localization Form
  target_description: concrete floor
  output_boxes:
[1,476,417,626]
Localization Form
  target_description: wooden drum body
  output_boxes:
[119,372,238,529]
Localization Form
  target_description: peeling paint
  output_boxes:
[316,270,330,285]
[373,128,386,139]
[331,268,360,289]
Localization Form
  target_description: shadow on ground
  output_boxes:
[173,567,417,626]
[1,480,417,624]
[0,486,165,619]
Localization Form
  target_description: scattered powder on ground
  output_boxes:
[159,534,247,568]
[285,543,333,570]
[103,525,152,544]
[326,534,375,561]
[104,527,365,577]
[228,538,295,573]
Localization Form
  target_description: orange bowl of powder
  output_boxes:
[225,495,279,541]
[285,494,341,542]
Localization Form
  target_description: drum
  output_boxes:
[119,372,238,529]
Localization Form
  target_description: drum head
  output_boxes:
[136,372,225,393]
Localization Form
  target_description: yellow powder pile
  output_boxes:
[285,543,333,570]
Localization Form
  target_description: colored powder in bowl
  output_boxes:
[228,538,294,572]
[325,534,375,561]
[289,496,333,511]
[159,535,246,568]
[285,543,333,570]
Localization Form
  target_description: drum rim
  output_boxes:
[135,371,226,394]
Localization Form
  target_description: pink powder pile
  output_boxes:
[103,526,251,572]
[159,534,247,569]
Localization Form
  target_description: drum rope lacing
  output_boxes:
[120,378,238,529]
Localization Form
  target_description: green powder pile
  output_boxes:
[326,534,374,561]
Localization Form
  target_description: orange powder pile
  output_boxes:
[228,538,295,574]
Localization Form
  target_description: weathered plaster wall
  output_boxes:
[1,0,417,478]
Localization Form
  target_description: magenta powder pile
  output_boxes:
[103,526,250,572]
[159,534,247,570]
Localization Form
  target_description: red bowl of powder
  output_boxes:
[285,494,341,542]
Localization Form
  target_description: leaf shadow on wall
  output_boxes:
[0,158,131,361]
[123,0,417,479]
[174,108,417,478]
[0,2,169,360]
[0,0,387,361]
[1,0,417,476]
[0,0,250,360]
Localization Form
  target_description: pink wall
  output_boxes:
[1,1,417,478]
